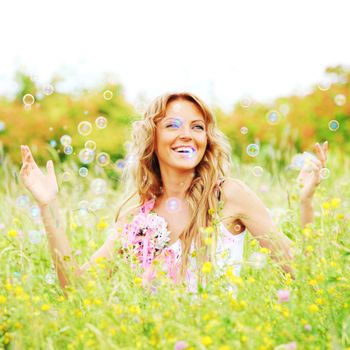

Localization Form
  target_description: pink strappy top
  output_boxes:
[137,194,246,288]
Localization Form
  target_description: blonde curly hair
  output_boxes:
[115,92,233,278]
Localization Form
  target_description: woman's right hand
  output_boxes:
[20,145,58,207]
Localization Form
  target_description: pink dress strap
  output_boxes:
[140,198,156,215]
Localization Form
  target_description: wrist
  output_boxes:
[300,196,313,205]
[39,196,58,210]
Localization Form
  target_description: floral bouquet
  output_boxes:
[122,199,171,269]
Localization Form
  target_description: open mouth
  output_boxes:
[171,146,196,154]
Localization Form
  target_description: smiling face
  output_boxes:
[155,98,208,172]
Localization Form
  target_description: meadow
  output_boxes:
[0,68,350,349]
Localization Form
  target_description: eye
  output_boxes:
[166,122,180,128]
[194,125,205,130]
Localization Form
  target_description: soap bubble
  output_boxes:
[95,116,107,129]
[90,178,107,195]
[23,94,35,105]
[240,126,248,135]
[246,144,259,157]
[320,168,330,179]
[266,110,280,125]
[29,230,42,244]
[103,90,113,100]
[165,198,181,212]
[43,84,54,96]
[62,171,72,182]
[115,159,126,172]
[85,140,96,151]
[317,80,331,91]
[96,152,110,167]
[60,135,72,146]
[45,273,56,284]
[30,205,40,218]
[49,140,57,148]
[334,94,346,106]
[240,96,252,108]
[328,120,339,131]
[79,148,95,164]
[252,166,264,177]
[64,145,73,155]
[248,252,267,269]
[77,121,92,136]
[0,121,6,132]
[291,152,317,170]
[13,272,21,280]
[16,195,30,208]
[79,167,88,177]
[90,197,105,211]
[279,104,290,116]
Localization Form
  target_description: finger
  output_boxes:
[46,160,57,182]
[314,143,326,166]
[322,141,328,160]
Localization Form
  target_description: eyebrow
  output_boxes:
[163,117,205,123]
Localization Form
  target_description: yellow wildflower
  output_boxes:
[134,277,143,285]
[330,261,337,267]
[7,230,17,238]
[330,198,341,209]
[322,202,330,210]
[306,245,314,253]
[201,336,213,346]
[260,247,270,254]
[204,237,213,245]
[0,295,7,304]
[308,279,317,286]
[202,262,212,274]
[308,304,319,313]
[96,218,108,230]
[41,304,51,311]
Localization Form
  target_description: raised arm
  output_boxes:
[297,141,328,228]
[222,178,294,277]
[19,145,127,292]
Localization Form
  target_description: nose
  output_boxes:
[178,125,192,139]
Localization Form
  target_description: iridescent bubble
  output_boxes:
[90,197,105,211]
[84,110,89,115]
[49,140,57,148]
[64,145,73,155]
[279,104,290,116]
[334,94,346,106]
[0,121,6,132]
[291,152,317,170]
[266,110,280,125]
[240,96,252,108]
[30,205,40,218]
[60,135,72,146]
[115,159,126,172]
[85,140,96,151]
[28,230,42,244]
[90,178,107,195]
[248,252,267,269]
[16,195,30,208]
[317,80,331,91]
[43,84,54,96]
[246,144,259,157]
[23,94,35,105]
[79,148,95,164]
[240,126,248,135]
[165,198,181,212]
[45,273,56,284]
[328,120,339,131]
[103,90,113,100]
[320,168,330,180]
[79,167,88,177]
[95,116,107,129]
[252,166,264,177]
[13,271,21,280]
[62,171,72,182]
[96,152,110,167]
[77,121,92,136]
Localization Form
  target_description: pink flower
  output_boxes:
[277,289,290,303]
[174,340,188,350]
[275,341,297,350]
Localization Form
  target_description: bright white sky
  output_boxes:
[1,0,349,111]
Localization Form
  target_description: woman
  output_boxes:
[19,92,328,292]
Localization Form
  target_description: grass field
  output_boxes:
[0,146,349,350]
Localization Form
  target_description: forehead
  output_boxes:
[164,99,205,121]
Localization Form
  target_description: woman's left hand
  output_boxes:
[297,141,328,201]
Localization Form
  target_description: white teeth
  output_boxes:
[173,146,194,153]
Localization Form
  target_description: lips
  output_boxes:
[171,146,196,153]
